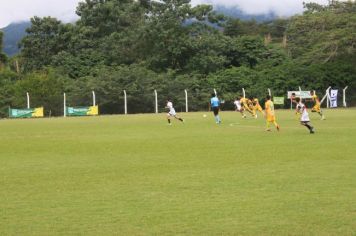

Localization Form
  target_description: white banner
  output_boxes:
[330,89,338,108]
[287,91,312,99]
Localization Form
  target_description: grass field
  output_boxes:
[0,109,355,235]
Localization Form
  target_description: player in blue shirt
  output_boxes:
[210,93,221,124]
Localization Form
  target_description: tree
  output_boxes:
[287,1,356,63]
[19,17,71,71]
[226,36,268,68]
[140,0,224,72]
[12,69,68,116]
[0,68,18,117]
[0,31,7,67]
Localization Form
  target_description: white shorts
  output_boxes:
[301,113,310,122]
[168,109,176,116]
[236,105,242,111]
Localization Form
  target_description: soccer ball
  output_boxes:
[203,114,207,118]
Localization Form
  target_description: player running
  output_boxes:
[252,96,264,118]
[310,91,325,120]
[210,93,221,124]
[166,99,184,125]
[234,96,246,118]
[295,97,315,134]
[240,97,255,118]
[264,95,280,132]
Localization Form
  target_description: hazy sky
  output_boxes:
[0,0,329,28]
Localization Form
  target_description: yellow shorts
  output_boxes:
[312,104,321,112]
[267,115,275,122]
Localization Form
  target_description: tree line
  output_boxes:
[0,0,355,117]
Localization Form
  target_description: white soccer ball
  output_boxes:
[203,114,207,118]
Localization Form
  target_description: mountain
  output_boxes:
[1,21,31,56]
[214,5,278,22]
[0,7,277,57]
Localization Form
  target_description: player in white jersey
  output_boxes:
[234,96,246,118]
[166,99,184,125]
[295,97,315,134]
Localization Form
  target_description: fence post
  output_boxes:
[268,88,271,96]
[154,90,158,114]
[26,92,30,109]
[92,91,96,106]
[63,93,66,117]
[320,86,331,108]
[242,88,245,98]
[185,89,188,112]
[343,86,348,107]
[123,90,127,114]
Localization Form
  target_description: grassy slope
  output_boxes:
[0,109,355,235]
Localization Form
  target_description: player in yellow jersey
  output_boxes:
[310,91,325,120]
[264,95,280,132]
[252,96,264,118]
[240,97,255,118]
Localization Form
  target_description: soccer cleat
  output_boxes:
[277,125,280,131]
[310,128,315,134]
[321,116,325,120]
[266,129,271,132]
[254,114,258,119]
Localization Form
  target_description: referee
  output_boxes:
[210,93,221,124]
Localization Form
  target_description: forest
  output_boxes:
[0,0,355,116]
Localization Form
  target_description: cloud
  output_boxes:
[1,0,330,28]
[0,0,81,28]
[192,0,329,16]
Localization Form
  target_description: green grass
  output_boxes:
[0,109,355,235]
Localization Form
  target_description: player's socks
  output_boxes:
[304,123,314,133]
[178,118,183,122]
[266,121,271,131]
[319,111,325,120]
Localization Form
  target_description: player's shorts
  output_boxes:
[168,109,176,116]
[300,113,310,122]
[311,104,321,112]
[267,115,275,122]
[212,107,219,116]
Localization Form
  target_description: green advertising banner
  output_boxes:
[273,97,285,105]
[66,106,99,116]
[9,107,44,118]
